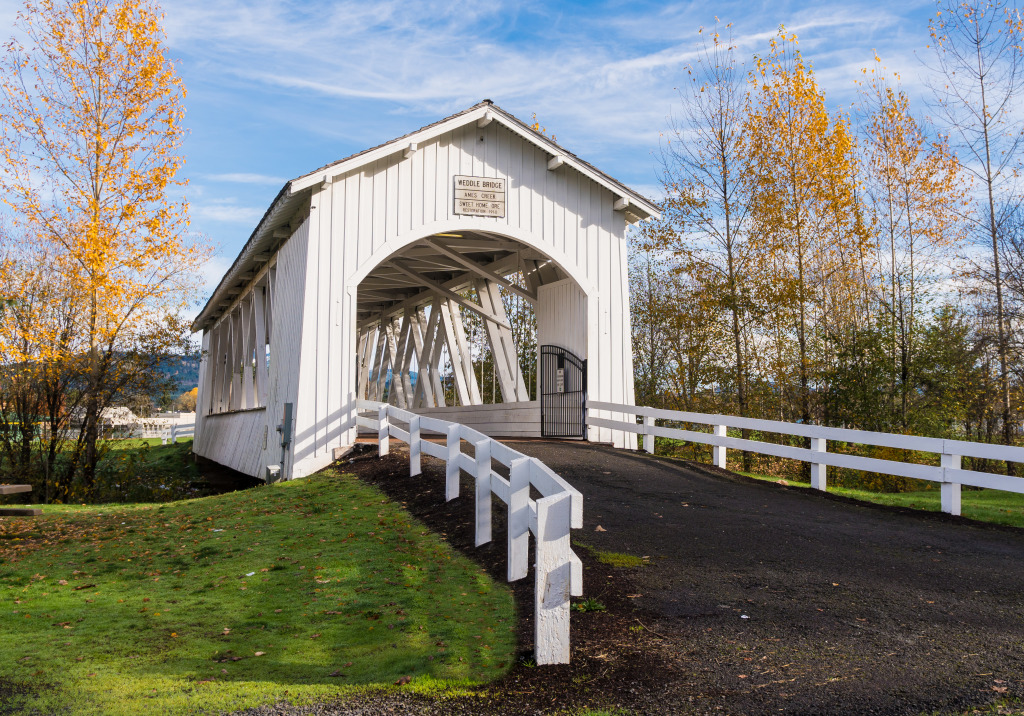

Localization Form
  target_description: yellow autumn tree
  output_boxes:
[857,62,967,431]
[0,232,86,498]
[743,27,870,425]
[0,0,209,499]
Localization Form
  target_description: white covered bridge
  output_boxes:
[192,101,659,481]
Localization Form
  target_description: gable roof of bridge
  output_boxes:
[192,100,660,332]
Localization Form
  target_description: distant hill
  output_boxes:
[153,354,200,394]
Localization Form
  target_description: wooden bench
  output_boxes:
[0,484,42,516]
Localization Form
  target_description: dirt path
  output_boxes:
[238,441,1024,715]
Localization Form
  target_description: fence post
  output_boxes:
[377,405,389,456]
[941,452,961,516]
[713,425,727,468]
[534,491,572,665]
[643,415,655,454]
[445,424,460,501]
[507,458,531,581]
[409,415,421,477]
[810,437,827,490]
[474,439,492,547]
[170,425,177,444]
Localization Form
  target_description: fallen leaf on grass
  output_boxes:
[328,670,345,677]
[395,675,412,685]
[594,525,606,532]
[73,584,96,591]
[254,652,265,657]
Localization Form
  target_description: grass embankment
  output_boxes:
[738,471,1024,528]
[0,470,516,715]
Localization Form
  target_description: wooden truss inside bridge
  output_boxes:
[355,229,568,410]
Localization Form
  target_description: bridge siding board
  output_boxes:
[196,112,639,478]
[411,402,542,439]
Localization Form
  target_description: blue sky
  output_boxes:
[0,0,943,294]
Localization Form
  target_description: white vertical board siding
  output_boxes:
[410,402,541,438]
[260,219,311,478]
[290,179,363,479]
[537,279,587,357]
[194,218,311,478]
[194,332,211,446]
[193,409,267,476]
[199,116,640,477]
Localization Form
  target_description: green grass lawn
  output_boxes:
[738,471,1024,528]
[0,469,516,715]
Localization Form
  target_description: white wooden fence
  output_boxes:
[161,423,195,444]
[356,399,583,665]
[588,401,1024,516]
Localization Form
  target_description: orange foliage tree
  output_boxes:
[857,63,967,431]
[743,27,871,425]
[0,0,209,499]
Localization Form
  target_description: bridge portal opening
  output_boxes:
[355,229,587,438]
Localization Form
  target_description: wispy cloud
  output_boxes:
[164,0,936,147]
[155,0,949,259]
[206,172,287,185]
[193,201,265,224]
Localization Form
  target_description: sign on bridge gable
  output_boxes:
[454,175,506,218]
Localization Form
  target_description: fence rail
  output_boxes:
[587,401,1024,516]
[357,399,582,665]
[160,423,195,444]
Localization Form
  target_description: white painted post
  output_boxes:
[643,415,655,454]
[507,457,531,581]
[445,424,460,501]
[377,405,389,457]
[810,437,827,490]
[409,415,421,477]
[941,452,962,515]
[474,439,492,546]
[534,491,572,665]
[713,424,727,468]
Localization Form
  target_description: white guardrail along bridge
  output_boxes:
[357,399,583,665]
[588,401,1024,516]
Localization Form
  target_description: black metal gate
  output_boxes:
[540,345,587,438]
